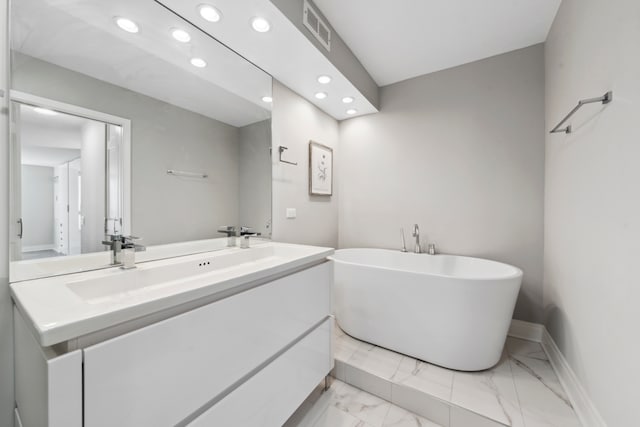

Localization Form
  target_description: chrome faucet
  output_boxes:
[217,225,237,247]
[412,224,421,253]
[102,235,145,268]
[120,236,146,269]
[239,226,261,249]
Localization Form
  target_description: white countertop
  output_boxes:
[10,236,272,282]
[11,242,333,347]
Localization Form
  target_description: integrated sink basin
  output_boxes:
[66,245,283,304]
[11,242,333,346]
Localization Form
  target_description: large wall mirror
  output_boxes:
[9,0,273,281]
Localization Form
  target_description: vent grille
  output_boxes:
[303,0,331,51]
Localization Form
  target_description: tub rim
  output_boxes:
[328,247,523,281]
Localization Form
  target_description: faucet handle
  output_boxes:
[240,226,261,236]
[427,243,436,255]
[102,234,123,246]
[121,236,145,251]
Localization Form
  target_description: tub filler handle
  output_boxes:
[400,228,407,252]
[428,243,436,255]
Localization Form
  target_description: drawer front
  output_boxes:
[84,262,331,427]
[190,318,332,427]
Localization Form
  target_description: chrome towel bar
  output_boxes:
[166,169,208,179]
[550,91,613,134]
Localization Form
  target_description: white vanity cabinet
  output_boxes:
[14,260,333,427]
[190,318,331,426]
[14,310,82,427]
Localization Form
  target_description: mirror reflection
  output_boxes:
[14,103,124,260]
[9,0,273,280]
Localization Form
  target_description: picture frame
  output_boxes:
[308,141,333,196]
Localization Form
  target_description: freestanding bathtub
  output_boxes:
[330,248,522,371]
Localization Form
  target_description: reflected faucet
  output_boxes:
[102,235,145,268]
[102,234,122,265]
[412,224,421,254]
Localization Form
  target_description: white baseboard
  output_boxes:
[508,319,544,342]
[508,319,607,427]
[22,244,56,253]
[541,330,607,427]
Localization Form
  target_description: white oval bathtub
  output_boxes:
[329,248,522,371]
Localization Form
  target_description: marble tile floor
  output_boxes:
[333,325,581,427]
[286,378,442,427]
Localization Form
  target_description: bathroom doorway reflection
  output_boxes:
[10,96,126,261]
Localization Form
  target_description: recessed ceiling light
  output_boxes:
[171,28,191,43]
[251,17,271,33]
[315,92,327,100]
[199,4,222,22]
[115,17,139,33]
[190,58,207,68]
[33,107,58,116]
[346,108,358,115]
[262,96,273,103]
[317,75,331,84]
[342,96,354,104]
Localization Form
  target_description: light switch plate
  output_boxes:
[286,208,297,219]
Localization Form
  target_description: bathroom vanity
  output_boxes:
[11,242,334,427]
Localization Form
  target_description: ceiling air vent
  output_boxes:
[303,0,331,51]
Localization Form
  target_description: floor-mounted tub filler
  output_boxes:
[330,248,523,371]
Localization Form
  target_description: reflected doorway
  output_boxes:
[10,95,128,261]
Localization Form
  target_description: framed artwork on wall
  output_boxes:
[308,141,333,196]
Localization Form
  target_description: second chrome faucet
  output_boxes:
[401,224,436,255]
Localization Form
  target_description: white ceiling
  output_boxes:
[314,0,561,86]
[12,0,272,127]
[20,105,89,132]
[158,0,379,120]
[20,105,88,167]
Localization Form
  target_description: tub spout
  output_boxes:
[412,224,421,253]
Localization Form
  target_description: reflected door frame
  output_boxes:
[9,90,132,259]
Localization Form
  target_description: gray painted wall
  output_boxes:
[0,0,13,424]
[271,80,339,248]
[21,165,54,249]
[270,0,379,109]
[239,120,272,237]
[338,45,546,323]
[12,53,241,246]
[544,0,639,424]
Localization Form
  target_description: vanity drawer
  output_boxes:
[83,262,331,427]
[189,318,332,426]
